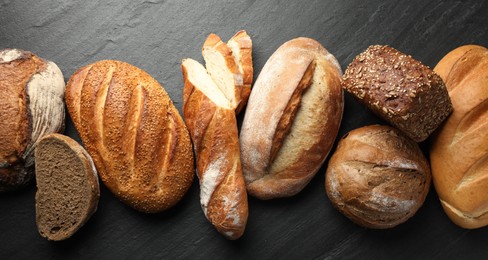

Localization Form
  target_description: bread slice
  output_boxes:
[227,30,253,113]
[35,133,99,241]
[202,33,243,111]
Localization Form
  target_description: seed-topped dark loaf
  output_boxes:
[35,133,99,241]
[342,45,453,142]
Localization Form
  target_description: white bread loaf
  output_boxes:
[240,37,343,199]
[431,45,488,229]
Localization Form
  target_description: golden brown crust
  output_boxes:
[240,37,343,199]
[326,125,431,229]
[66,60,194,213]
[269,61,315,163]
[182,61,248,240]
[431,45,488,228]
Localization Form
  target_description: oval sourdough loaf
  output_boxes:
[65,60,194,213]
[35,133,99,241]
[431,45,488,229]
[240,37,343,199]
[0,49,65,192]
[326,125,431,228]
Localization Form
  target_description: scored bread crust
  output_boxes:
[240,37,344,199]
[182,59,248,240]
[203,33,243,112]
[227,30,253,114]
[325,125,431,229]
[65,60,194,213]
[431,45,488,229]
[0,49,65,192]
[35,133,99,241]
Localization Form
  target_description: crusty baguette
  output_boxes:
[65,60,194,213]
[202,33,243,111]
[227,30,253,113]
[182,58,248,240]
[326,125,431,229]
[35,133,99,241]
[431,45,488,229]
[0,49,65,192]
[240,37,343,199]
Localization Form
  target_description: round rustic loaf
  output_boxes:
[65,60,194,213]
[0,49,65,192]
[325,125,431,228]
[431,45,488,229]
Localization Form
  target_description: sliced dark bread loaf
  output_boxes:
[35,133,99,241]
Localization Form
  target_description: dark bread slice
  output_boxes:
[342,45,453,142]
[35,133,99,241]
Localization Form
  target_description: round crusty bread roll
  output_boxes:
[240,37,343,200]
[431,45,488,229]
[0,49,65,192]
[325,125,431,229]
[65,60,194,213]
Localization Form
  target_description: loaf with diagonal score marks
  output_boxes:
[65,60,194,213]
[182,58,248,240]
[431,45,488,229]
[240,37,344,199]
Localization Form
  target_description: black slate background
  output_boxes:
[1,0,488,259]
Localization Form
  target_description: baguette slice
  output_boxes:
[202,33,243,112]
[35,133,99,241]
[227,30,253,113]
[182,58,248,240]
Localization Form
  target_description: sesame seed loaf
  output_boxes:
[342,45,453,142]
[65,60,194,213]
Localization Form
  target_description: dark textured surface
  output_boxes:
[1,0,487,259]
